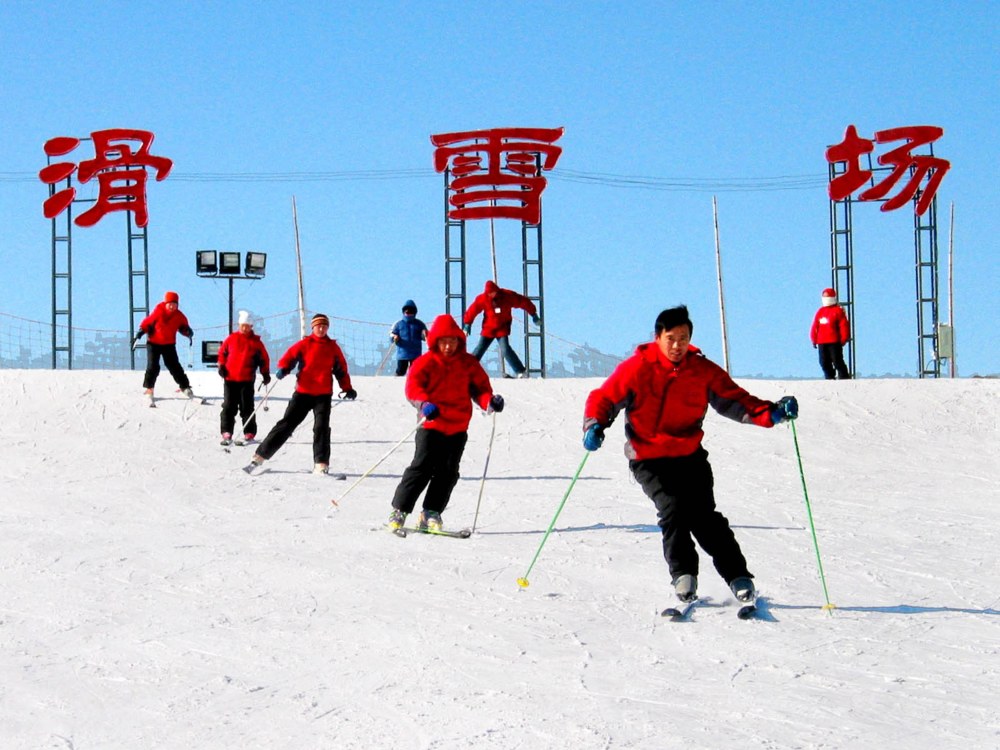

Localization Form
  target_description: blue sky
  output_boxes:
[1,1,996,376]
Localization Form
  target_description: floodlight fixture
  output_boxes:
[219,252,241,275]
[244,252,267,277]
[196,250,218,276]
[201,340,222,364]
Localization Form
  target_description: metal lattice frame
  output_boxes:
[827,151,942,378]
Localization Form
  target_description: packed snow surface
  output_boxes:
[1,371,997,749]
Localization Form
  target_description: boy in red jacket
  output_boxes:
[136,290,195,402]
[462,280,540,377]
[810,287,851,379]
[388,314,504,532]
[217,310,271,445]
[244,313,356,475]
[582,305,798,606]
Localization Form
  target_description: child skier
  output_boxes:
[582,305,798,606]
[244,313,356,475]
[388,314,504,532]
[136,290,195,404]
[390,299,428,376]
[217,310,271,445]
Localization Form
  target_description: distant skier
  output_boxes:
[217,310,271,446]
[582,305,798,607]
[462,280,540,378]
[810,287,851,379]
[387,314,504,533]
[244,313,356,475]
[135,290,195,403]
[390,299,428,376]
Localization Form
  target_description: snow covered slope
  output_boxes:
[1,371,997,749]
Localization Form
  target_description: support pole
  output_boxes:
[712,196,731,373]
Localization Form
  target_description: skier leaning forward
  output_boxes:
[582,305,798,604]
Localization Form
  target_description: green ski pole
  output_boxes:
[517,452,590,589]
[790,419,836,612]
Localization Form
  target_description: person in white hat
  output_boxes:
[216,310,271,445]
[810,288,851,379]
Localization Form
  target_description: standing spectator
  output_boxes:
[244,313,356,475]
[136,290,195,404]
[390,299,428,376]
[810,287,851,379]
[387,314,504,532]
[462,280,540,378]
[582,305,798,606]
[217,310,271,446]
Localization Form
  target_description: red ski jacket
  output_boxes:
[406,315,493,436]
[140,303,192,346]
[584,343,775,461]
[218,330,271,383]
[810,305,850,345]
[463,280,537,338]
[277,334,352,396]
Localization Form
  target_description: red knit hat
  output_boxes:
[822,288,836,298]
[164,291,179,303]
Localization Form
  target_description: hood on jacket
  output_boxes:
[426,314,467,353]
[402,299,417,314]
[484,280,499,295]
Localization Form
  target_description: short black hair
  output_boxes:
[655,305,693,336]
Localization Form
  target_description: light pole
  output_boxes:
[195,250,267,332]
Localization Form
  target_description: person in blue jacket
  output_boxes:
[390,300,428,376]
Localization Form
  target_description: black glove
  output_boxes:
[342,389,357,400]
[218,365,228,379]
[261,373,271,385]
[488,394,505,414]
[462,324,472,336]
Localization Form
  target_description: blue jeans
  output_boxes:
[471,335,525,374]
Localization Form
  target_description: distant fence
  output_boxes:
[0,310,625,378]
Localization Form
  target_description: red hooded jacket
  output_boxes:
[218,329,271,382]
[810,305,850,345]
[463,280,537,338]
[276,334,352,396]
[584,343,775,461]
[406,315,494,436]
[140,302,192,346]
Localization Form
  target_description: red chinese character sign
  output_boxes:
[431,127,564,224]
[39,128,173,227]
[825,124,949,216]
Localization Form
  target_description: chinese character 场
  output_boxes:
[825,124,949,216]
[39,128,173,227]
[431,127,564,224]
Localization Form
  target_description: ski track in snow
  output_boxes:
[0,371,998,749]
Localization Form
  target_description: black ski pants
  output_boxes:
[818,343,851,380]
[395,359,414,377]
[220,380,257,437]
[143,343,191,391]
[391,428,468,515]
[256,391,332,465]
[630,447,751,586]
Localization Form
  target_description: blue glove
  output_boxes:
[275,368,288,380]
[531,314,541,326]
[771,396,799,424]
[488,394,504,414]
[421,402,439,420]
[583,423,605,451]
[462,324,472,336]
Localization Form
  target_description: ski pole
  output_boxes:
[375,343,396,376]
[471,411,498,533]
[331,417,425,506]
[239,379,280,436]
[516,452,590,589]
[258,380,271,412]
[790,419,836,612]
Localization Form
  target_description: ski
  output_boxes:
[661,597,700,621]
[392,526,472,539]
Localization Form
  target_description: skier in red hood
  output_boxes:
[462,280,540,378]
[387,314,504,533]
[136,290,195,401]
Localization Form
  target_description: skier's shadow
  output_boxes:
[768,602,1000,617]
